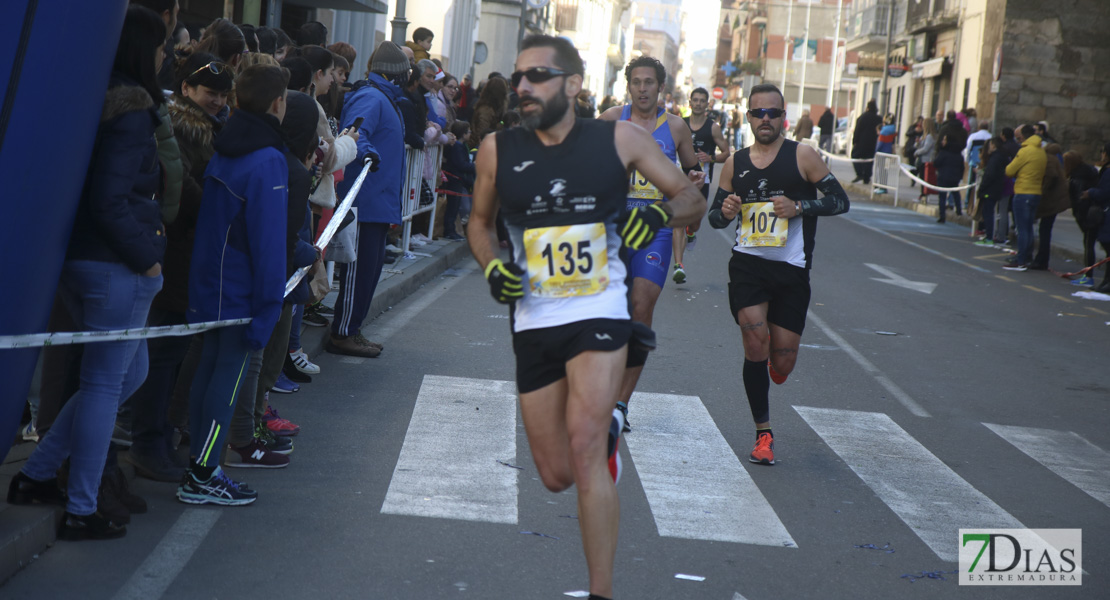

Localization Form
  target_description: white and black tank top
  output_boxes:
[730,139,819,269]
[685,115,716,178]
[495,119,631,332]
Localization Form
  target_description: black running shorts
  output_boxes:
[513,318,633,394]
[727,251,811,335]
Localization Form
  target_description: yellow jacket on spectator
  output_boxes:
[1005,134,1047,195]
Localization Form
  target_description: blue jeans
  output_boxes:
[1012,194,1040,265]
[23,260,161,515]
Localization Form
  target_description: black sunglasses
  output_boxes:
[510,67,570,88]
[748,108,785,119]
[188,61,228,79]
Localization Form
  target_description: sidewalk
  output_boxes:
[827,158,1089,267]
[0,235,474,585]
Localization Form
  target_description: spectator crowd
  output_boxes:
[7,1,543,540]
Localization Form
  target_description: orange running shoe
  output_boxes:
[768,360,788,385]
[749,432,775,465]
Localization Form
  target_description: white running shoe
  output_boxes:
[288,348,320,374]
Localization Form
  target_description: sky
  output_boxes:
[684,0,724,52]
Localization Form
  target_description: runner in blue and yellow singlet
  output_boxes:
[598,56,704,431]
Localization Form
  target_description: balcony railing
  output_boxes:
[847,2,890,40]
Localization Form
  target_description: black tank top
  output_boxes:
[495,119,628,228]
[685,115,716,176]
[731,139,820,269]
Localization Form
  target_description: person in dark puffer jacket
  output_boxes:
[8,6,168,541]
[123,51,233,484]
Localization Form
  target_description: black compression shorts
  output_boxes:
[727,251,811,335]
[512,318,633,394]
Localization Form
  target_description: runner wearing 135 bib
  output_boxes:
[709,83,850,466]
[468,36,705,600]
[598,56,704,433]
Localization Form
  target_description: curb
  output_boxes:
[301,240,475,359]
[845,182,1085,264]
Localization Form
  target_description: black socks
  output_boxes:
[743,358,770,424]
[756,427,773,441]
[588,595,612,600]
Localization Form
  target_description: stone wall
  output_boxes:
[995,0,1110,159]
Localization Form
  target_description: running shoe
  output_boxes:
[749,432,775,466]
[177,466,257,506]
[263,404,300,437]
[20,422,38,442]
[768,360,788,385]
[608,409,624,484]
[1002,262,1028,272]
[270,372,300,394]
[302,311,328,327]
[973,238,994,247]
[255,420,293,455]
[312,303,335,316]
[673,263,687,284]
[444,232,465,241]
[1071,276,1095,286]
[288,348,320,374]
[615,401,631,433]
[226,438,290,469]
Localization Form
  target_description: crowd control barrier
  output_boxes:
[0,158,375,351]
[398,145,443,260]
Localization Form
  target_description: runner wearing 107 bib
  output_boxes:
[709,83,850,466]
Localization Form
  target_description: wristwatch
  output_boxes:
[794,201,801,215]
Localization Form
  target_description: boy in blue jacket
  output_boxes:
[181,65,290,505]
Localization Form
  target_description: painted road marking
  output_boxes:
[996,275,1017,283]
[1023,285,1045,293]
[624,391,796,547]
[984,423,1110,509]
[808,312,930,418]
[1051,294,1076,303]
[112,509,221,600]
[1086,306,1108,315]
[381,375,519,524]
[795,406,1026,562]
[844,217,992,273]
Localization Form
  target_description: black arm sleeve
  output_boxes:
[798,173,850,216]
[683,162,702,173]
[708,186,734,228]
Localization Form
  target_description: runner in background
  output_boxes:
[674,87,730,283]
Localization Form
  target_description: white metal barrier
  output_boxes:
[399,145,443,259]
[871,152,901,204]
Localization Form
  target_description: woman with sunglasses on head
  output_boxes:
[709,83,850,467]
[7,6,169,540]
[194,17,247,68]
[120,50,236,484]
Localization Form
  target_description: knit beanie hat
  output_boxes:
[369,41,410,77]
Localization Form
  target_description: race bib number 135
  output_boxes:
[524,223,610,298]
[739,202,789,247]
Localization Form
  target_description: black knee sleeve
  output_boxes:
[743,358,770,423]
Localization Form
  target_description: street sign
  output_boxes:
[712,87,725,100]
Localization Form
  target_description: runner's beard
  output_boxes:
[754,121,781,145]
[521,84,569,132]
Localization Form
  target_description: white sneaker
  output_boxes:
[289,349,320,374]
[413,233,431,243]
[385,244,401,253]
[409,238,426,248]
[21,422,38,442]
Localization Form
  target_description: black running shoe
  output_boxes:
[177,467,257,506]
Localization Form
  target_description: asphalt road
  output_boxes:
[4,185,1108,600]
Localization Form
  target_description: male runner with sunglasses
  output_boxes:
[709,83,849,465]
[598,56,704,432]
[469,35,704,600]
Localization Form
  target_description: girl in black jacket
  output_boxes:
[975,137,1007,243]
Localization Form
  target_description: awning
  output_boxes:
[912,57,945,79]
[285,0,388,13]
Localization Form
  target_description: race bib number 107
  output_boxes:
[524,223,610,298]
[739,202,789,247]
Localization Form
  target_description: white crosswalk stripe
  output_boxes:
[623,391,796,547]
[794,406,1027,562]
[380,375,520,523]
[380,376,1105,557]
[984,423,1110,509]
